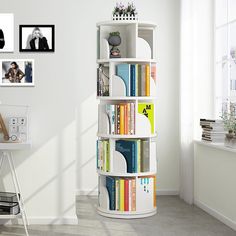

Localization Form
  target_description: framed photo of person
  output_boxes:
[0,59,34,87]
[0,13,14,52]
[19,25,55,52]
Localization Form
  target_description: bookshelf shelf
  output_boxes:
[97,96,158,101]
[96,20,157,219]
[97,58,157,63]
[97,170,156,177]
[97,207,157,219]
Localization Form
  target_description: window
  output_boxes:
[214,0,236,117]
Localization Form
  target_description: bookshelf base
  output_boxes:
[97,207,157,219]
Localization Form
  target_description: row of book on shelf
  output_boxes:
[105,102,155,135]
[97,63,157,97]
[200,119,226,143]
[105,176,156,211]
[97,139,150,173]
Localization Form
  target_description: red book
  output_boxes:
[124,179,129,211]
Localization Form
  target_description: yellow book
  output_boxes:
[119,178,125,211]
[145,64,150,96]
[120,104,125,135]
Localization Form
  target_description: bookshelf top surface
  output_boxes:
[97,96,158,101]
[0,214,21,219]
[0,141,32,150]
[97,58,157,63]
[97,133,157,139]
[97,170,156,177]
[97,21,157,28]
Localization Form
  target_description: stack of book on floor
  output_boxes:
[97,139,150,173]
[0,192,20,215]
[116,63,156,96]
[200,119,226,143]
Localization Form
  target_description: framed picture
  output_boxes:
[0,59,34,87]
[19,25,55,52]
[0,13,14,52]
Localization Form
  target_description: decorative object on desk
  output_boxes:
[0,113,9,141]
[0,59,34,86]
[8,117,28,142]
[19,25,55,52]
[0,14,14,52]
[112,2,138,21]
[108,32,121,58]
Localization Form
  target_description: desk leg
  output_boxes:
[6,152,29,236]
[0,151,4,172]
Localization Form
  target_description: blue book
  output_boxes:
[106,176,116,210]
[130,64,136,96]
[115,140,136,173]
[116,64,130,96]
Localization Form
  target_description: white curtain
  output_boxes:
[180,0,214,204]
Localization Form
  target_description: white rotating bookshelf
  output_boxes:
[96,20,157,218]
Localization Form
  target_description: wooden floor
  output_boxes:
[0,196,235,236]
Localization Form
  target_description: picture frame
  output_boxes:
[0,13,14,52]
[19,25,55,52]
[0,59,34,87]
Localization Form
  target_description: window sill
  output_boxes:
[194,140,236,154]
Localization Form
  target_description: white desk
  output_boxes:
[0,142,32,236]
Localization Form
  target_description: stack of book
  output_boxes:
[97,139,110,172]
[96,139,150,173]
[106,177,136,211]
[0,192,20,215]
[106,176,156,211]
[116,63,156,96]
[200,119,226,143]
[106,102,155,135]
[106,103,135,135]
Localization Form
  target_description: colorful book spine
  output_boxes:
[116,64,130,96]
[130,103,135,135]
[117,105,120,134]
[106,176,116,210]
[115,178,120,211]
[130,64,136,96]
[124,104,128,135]
[119,178,125,211]
[128,179,132,211]
[120,104,125,135]
[131,178,136,211]
[124,179,129,211]
[145,64,150,96]
[111,105,115,134]
[138,64,142,96]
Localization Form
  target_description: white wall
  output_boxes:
[194,142,236,230]
[0,0,180,222]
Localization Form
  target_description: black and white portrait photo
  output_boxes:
[19,25,55,52]
[0,60,34,87]
[0,14,14,52]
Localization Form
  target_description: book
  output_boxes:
[124,179,129,211]
[131,178,136,211]
[141,65,146,96]
[116,105,120,134]
[120,104,125,135]
[97,65,109,96]
[137,139,141,173]
[130,103,135,134]
[141,140,150,172]
[115,178,120,211]
[138,64,142,96]
[124,104,128,135]
[115,140,137,173]
[145,64,150,96]
[130,64,136,96]
[106,176,116,210]
[116,64,130,96]
[138,103,155,134]
[119,178,125,211]
[151,64,157,82]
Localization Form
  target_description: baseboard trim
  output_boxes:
[194,199,236,231]
[0,217,78,225]
[76,189,179,196]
